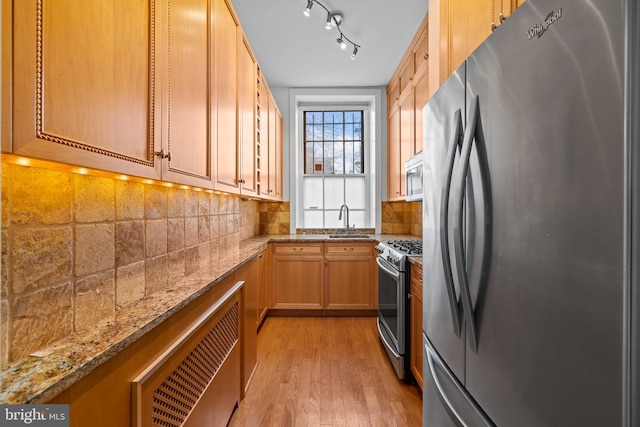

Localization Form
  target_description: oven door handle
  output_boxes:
[376,257,401,280]
[377,318,401,358]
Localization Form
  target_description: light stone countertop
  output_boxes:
[0,233,421,404]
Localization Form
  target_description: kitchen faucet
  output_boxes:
[338,204,354,234]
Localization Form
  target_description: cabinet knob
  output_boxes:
[499,12,506,24]
[155,149,171,161]
[238,179,246,184]
[491,21,498,32]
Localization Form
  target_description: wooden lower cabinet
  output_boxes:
[256,247,269,328]
[325,243,375,310]
[48,275,246,427]
[271,242,376,312]
[409,262,423,390]
[235,256,258,397]
[272,243,324,310]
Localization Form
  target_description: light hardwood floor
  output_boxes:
[228,316,422,426]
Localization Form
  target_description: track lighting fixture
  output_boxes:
[302,0,361,60]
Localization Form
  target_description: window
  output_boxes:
[300,110,369,229]
[304,111,364,174]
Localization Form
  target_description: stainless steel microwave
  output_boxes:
[405,152,423,202]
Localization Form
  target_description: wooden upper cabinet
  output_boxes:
[9,0,161,179]
[159,0,213,187]
[238,35,258,197]
[414,71,429,155]
[387,104,402,201]
[399,88,414,194]
[258,78,270,198]
[273,101,283,200]
[214,0,240,193]
[432,0,527,88]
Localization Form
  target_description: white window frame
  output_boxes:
[288,88,385,233]
[300,108,369,229]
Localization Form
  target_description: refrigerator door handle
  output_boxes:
[425,338,495,427]
[440,108,464,337]
[452,96,481,353]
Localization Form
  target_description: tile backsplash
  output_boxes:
[381,201,422,236]
[0,162,259,368]
[0,161,422,368]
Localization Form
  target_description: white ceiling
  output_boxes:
[231,0,429,88]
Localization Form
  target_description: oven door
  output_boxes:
[376,256,406,354]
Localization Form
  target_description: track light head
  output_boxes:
[337,36,347,50]
[325,12,333,30]
[303,0,313,17]
[350,46,359,60]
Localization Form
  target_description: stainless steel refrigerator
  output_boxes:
[421,0,639,425]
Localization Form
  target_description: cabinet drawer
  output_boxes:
[325,243,372,255]
[273,243,322,255]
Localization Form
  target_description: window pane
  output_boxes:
[313,124,322,141]
[313,142,323,174]
[304,210,324,228]
[305,142,314,174]
[324,142,334,174]
[345,176,366,209]
[345,141,354,174]
[324,176,344,209]
[325,211,343,228]
[354,142,363,173]
[349,210,365,228]
[345,123,354,141]
[324,124,333,141]
[333,142,344,174]
[333,123,343,140]
[303,176,323,209]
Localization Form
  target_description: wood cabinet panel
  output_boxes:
[10,0,161,179]
[399,88,414,193]
[325,256,374,310]
[272,258,324,310]
[413,71,429,155]
[214,0,240,193]
[235,257,257,396]
[160,0,213,187]
[410,263,423,390]
[256,248,269,328]
[238,35,258,197]
[325,243,372,255]
[387,104,402,200]
[273,105,283,200]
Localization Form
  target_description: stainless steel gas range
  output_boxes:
[375,239,422,381]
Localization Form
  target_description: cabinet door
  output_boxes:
[259,82,271,198]
[267,95,278,199]
[272,257,324,309]
[410,264,424,389]
[235,257,257,396]
[214,0,240,193]
[238,35,257,197]
[414,71,429,155]
[274,108,283,200]
[159,0,213,187]
[446,0,492,76]
[325,243,375,310]
[325,256,374,310]
[256,248,269,327]
[10,0,161,179]
[387,104,402,200]
[399,87,414,193]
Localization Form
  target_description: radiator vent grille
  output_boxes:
[151,302,239,427]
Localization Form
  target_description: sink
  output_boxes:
[329,234,370,239]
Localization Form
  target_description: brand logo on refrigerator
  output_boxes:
[526,9,562,40]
